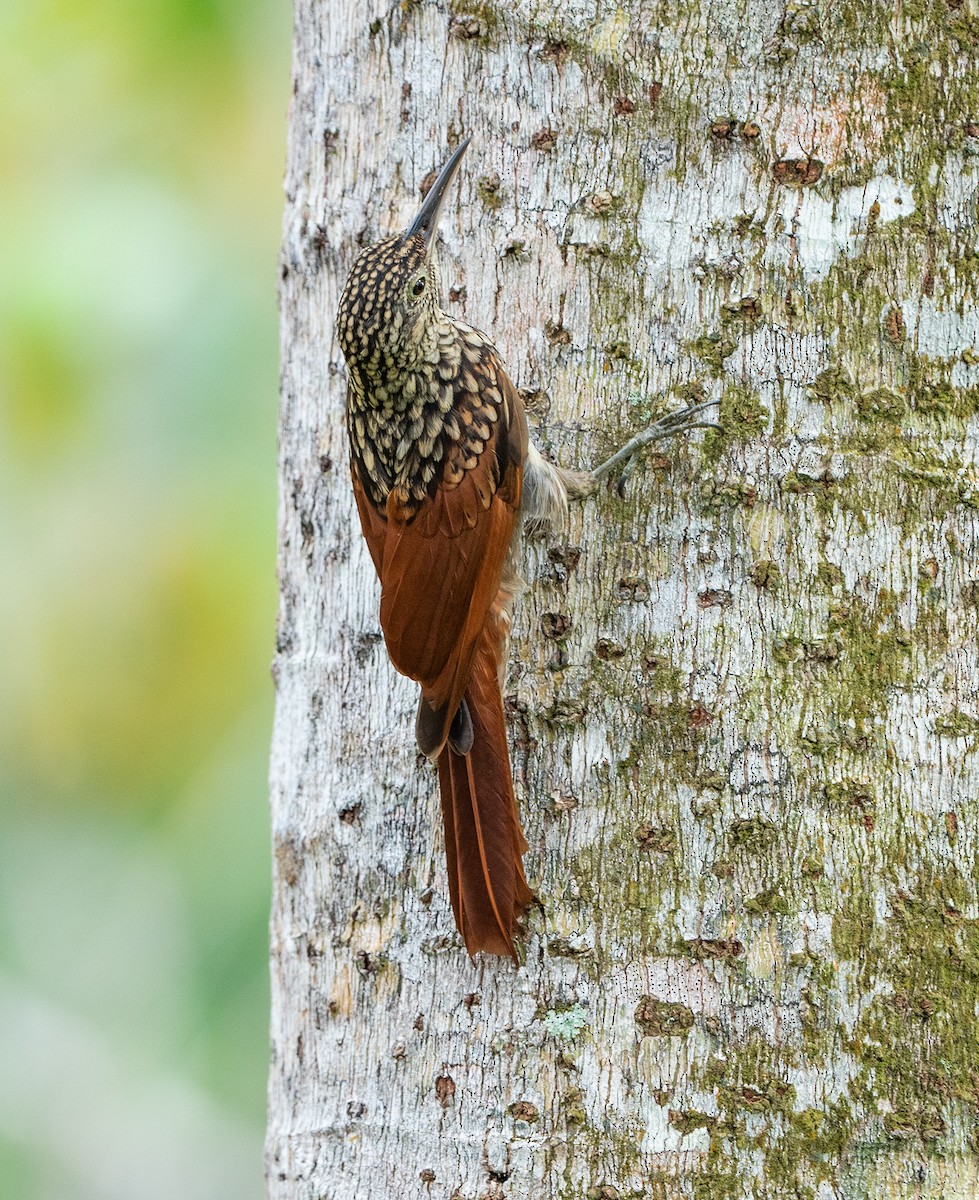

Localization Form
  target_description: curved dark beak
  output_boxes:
[404,137,471,250]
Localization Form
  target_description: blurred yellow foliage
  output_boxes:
[0,1,288,1195]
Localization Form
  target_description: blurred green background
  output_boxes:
[0,1,288,1195]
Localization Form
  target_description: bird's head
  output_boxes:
[336,138,470,382]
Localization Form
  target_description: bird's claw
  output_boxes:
[591,399,722,492]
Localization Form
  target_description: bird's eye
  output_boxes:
[410,276,426,297]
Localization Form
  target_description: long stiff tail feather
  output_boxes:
[436,627,533,958]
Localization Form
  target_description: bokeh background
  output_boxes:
[0,2,289,1195]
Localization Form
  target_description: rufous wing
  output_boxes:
[350,352,528,755]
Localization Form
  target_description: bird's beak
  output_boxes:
[404,137,471,252]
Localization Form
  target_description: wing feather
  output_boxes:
[349,352,528,756]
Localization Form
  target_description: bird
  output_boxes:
[335,138,719,958]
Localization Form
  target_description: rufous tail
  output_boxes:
[436,624,532,958]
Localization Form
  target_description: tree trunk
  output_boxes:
[269,2,979,1196]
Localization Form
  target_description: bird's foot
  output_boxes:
[590,400,722,496]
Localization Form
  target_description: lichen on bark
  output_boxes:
[270,1,979,1196]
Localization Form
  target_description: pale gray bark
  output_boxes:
[269,2,979,1196]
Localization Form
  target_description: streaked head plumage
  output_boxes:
[336,138,471,382]
[335,234,437,377]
